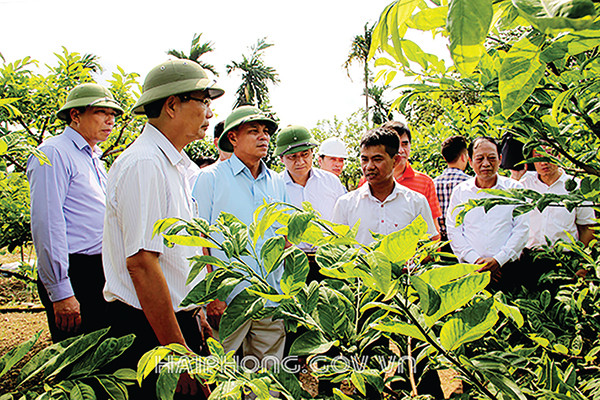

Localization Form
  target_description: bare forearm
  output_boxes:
[127,251,186,346]
[577,224,595,246]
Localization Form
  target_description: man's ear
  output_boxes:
[227,130,237,148]
[392,153,401,168]
[69,108,81,125]
[163,95,179,119]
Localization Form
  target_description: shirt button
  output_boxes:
[381,220,384,223]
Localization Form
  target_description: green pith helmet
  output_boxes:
[132,59,225,115]
[219,106,278,152]
[56,83,124,121]
[274,125,318,157]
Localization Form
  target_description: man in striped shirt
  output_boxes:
[433,136,470,242]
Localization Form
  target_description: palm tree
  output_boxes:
[226,38,280,110]
[365,84,393,126]
[167,33,218,76]
[343,23,374,126]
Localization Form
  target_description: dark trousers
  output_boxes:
[106,300,206,400]
[37,253,108,342]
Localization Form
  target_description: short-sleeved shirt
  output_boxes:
[192,154,288,302]
[332,181,437,245]
[520,171,596,249]
[103,123,204,311]
[447,175,529,266]
[360,163,442,219]
[281,168,346,222]
[433,167,471,240]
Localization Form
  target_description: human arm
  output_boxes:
[475,257,501,282]
[492,208,529,267]
[577,224,595,246]
[126,250,186,345]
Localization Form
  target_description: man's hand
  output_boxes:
[475,257,501,283]
[197,308,213,342]
[206,299,227,330]
[176,372,199,396]
[53,296,81,333]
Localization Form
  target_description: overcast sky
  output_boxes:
[0,0,450,133]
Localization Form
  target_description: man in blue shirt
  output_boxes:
[27,83,123,342]
[193,105,288,366]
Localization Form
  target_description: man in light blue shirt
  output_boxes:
[192,105,288,365]
[27,83,123,342]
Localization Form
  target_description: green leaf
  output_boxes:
[512,0,596,33]
[499,35,545,118]
[424,272,491,326]
[96,377,127,400]
[372,319,427,341]
[493,295,524,327]
[481,369,527,400]
[0,139,7,156]
[377,215,427,264]
[152,218,181,239]
[156,367,179,400]
[280,248,309,296]
[137,347,172,385]
[289,331,337,356]
[186,255,226,285]
[219,287,267,340]
[365,251,392,294]
[410,275,442,316]
[261,236,286,274]
[180,269,245,307]
[408,6,448,31]
[417,263,480,288]
[447,0,493,75]
[287,211,314,244]
[0,331,40,378]
[350,372,366,395]
[440,297,499,350]
[333,388,354,400]
[162,234,217,248]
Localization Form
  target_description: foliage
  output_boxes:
[0,49,143,252]
[226,38,280,111]
[147,203,533,399]
[166,32,219,76]
[0,328,136,400]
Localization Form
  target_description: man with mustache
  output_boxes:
[27,83,123,342]
[447,137,529,288]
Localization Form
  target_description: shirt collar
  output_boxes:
[282,168,313,184]
[468,174,508,191]
[64,126,100,155]
[360,180,403,203]
[229,153,270,180]
[398,163,415,180]
[144,123,186,167]
[537,169,566,188]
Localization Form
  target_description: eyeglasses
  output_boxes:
[186,96,212,107]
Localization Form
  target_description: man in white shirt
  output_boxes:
[333,127,438,245]
[518,148,595,283]
[276,125,346,281]
[317,137,349,177]
[103,60,224,399]
[447,137,529,289]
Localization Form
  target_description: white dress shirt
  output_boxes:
[447,175,529,266]
[103,124,204,311]
[281,168,346,222]
[521,171,595,248]
[332,181,437,245]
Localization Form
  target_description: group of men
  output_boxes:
[27,60,596,398]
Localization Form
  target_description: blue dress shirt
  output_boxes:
[27,127,107,302]
[192,154,288,302]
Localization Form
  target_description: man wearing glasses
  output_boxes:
[103,60,224,399]
[27,83,124,342]
[275,125,346,279]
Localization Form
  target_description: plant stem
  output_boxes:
[407,337,418,397]
[394,298,500,400]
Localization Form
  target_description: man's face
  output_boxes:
[318,155,345,176]
[361,144,398,186]
[533,148,560,180]
[397,133,411,170]
[71,106,117,146]
[229,121,271,161]
[469,140,500,180]
[281,149,313,181]
[179,90,213,143]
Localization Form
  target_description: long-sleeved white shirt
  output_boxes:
[447,175,529,266]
